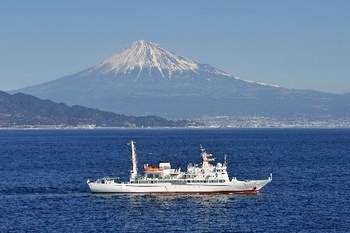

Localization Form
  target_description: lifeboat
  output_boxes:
[144,165,164,173]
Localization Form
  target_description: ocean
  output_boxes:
[0,128,349,232]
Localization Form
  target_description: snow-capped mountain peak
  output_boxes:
[13,40,349,121]
[92,40,199,79]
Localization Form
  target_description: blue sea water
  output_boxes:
[0,128,349,232]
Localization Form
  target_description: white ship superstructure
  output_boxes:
[87,140,272,194]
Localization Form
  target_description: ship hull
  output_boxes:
[87,178,271,194]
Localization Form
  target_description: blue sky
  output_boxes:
[1,0,349,93]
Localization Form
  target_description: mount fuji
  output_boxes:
[13,40,350,121]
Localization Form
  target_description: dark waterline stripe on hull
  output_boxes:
[90,190,259,195]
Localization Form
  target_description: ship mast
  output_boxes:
[128,140,138,182]
[200,145,215,170]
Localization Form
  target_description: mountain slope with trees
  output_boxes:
[0,91,196,128]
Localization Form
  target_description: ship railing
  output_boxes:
[94,176,121,183]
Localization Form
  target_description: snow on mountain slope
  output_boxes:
[92,40,197,78]
[89,40,232,80]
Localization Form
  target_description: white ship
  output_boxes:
[87,140,272,194]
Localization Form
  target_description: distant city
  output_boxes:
[199,116,350,128]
